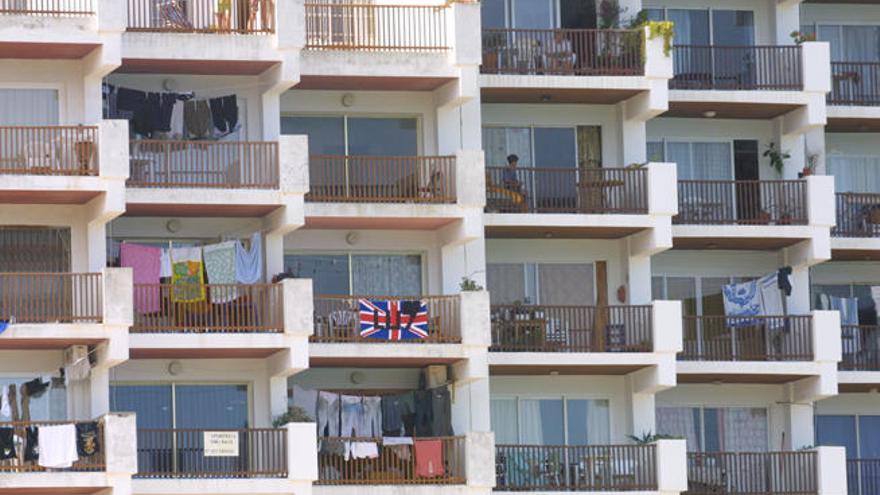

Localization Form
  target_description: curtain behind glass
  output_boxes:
[818,26,843,61]
[285,254,350,295]
[512,0,555,29]
[520,399,565,445]
[347,118,418,157]
[491,398,519,443]
[816,415,858,458]
[487,263,527,304]
[538,263,594,305]
[280,116,345,155]
[483,127,533,168]
[647,141,665,162]
[859,416,880,458]
[828,155,880,193]
[657,407,702,451]
[175,384,249,429]
[693,143,733,180]
[712,11,755,46]
[351,254,422,296]
[843,26,880,62]
[669,9,710,45]
[567,399,610,445]
[707,408,768,452]
[482,0,506,28]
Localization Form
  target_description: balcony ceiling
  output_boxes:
[305,216,458,230]
[491,364,649,376]
[310,356,460,368]
[124,203,280,217]
[481,87,641,105]
[118,59,277,76]
[826,117,880,132]
[0,42,98,59]
[0,190,102,205]
[665,101,800,119]
[0,338,102,350]
[832,249,880,261]
[297,75,455,92]
[673,236,805,250]
[486,225,646,239]
[130,348,283,359]
[678,373,814,384]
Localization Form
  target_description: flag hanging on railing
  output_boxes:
[358,299,429,340]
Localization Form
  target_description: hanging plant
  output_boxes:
[764,142,791,176]
[646,20,674,58]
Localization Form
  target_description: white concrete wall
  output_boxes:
[642,0,778,44]
[0,60,89,124]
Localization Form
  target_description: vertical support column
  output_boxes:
[103,412,137,495]
[784,402,816,450]
[452,291,491,434]
[618,110,648,166]
[774,0,803,45]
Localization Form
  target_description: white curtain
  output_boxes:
[487,263,527,304]
[717,408,769,452]
[519,399,547,444]
[584,400,611,445]
[351,255,422,296]
[843,26,880,62]
[667,141,732,180]
[491,399,519,444]
[538,264,594,306]
[657,407,702,451]
[828,155,880,193]
[483,127,533,168]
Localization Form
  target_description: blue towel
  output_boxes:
[234,232,263,284]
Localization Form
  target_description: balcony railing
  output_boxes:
[135,428,287,478]
[486,166,649,214]
[306,155,456,204]
[671,45,803,91]
[128,140,279,189]
[0,126,98,176]
[0,0,93,15]
[686,451,817,494]
[848,459,880,495]
[841,325,880,371]
[495,444,657,492]
[317,436,464,485]
[0,420,105,472]
[834,193,880,238]
[127,0,275,34]
[131,283,283,333]
[0,272,102,323]
[680,315,813,362]
[481,29,644,76]
[675,180,808,226]
[312,295,460,343]
[305,3,448,51]
[490,304,653,353]
[830,62,880,107]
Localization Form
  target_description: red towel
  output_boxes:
[414,439,444,478]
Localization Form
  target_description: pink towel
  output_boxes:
[120,243,161,314]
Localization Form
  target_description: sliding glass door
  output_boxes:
[285,253,424,296]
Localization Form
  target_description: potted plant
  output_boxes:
[803,153,819,177]
[763,142,791,176]
[216,0,232,31]
[272,406,313,427]
[790,30,816,45]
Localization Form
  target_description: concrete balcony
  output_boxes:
[685,448,846,495]
[299,1,478,91]
[132,422,316,495]
[831,192,880,259]
[494,440,686,494]
[672,175,834,256]
[667,42,829,125]
[128,278,310,373]
[0,413,137,494]
[480,25,671,111]
[484,162,677,241]
[827,62,880,132]
[0,121,127,208]
[0,268,130,352]
[308,291,489,367]
[836,325,880,392]
[125,135,306,219]
[676,311,840,395]
[0,0,111,59]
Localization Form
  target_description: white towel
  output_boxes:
[38,424,78,468]
[235,232,263,284]
[160,248,172,278]
[758,273,784,330]
[1,391,10,419]
[345,441,379,460]
[383,436,414,446]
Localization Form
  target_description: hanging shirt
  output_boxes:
[38,424,78,469]
[120,243,162,314]
[203,241,238,303]
[170,101,185,138]
[234,232,263,284]
[170,246,206,303]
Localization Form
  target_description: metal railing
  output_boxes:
[306,155,456,204]
[675,180,808,225]
[841,325,880,371]
[680,315,813,362]
[127,0,275,33]
[671,45,803,91]
[317,436,465,485]
[131,283,283,333]
[0,126,98,176]
[0,0,93,15]
[686,451,817,494]
[486,166,649,214]
[495,444,657,492]
[830,62,880,107]
[834,193,880,238]
[135,428,287,478]
[305,3,448,51]
[847,459,880,495]
[0,420,105,472]
[312,295,460,343]
[128,140,279,189]
[0,272,102,323]
[481,28,644,76]
[490,304,653,353]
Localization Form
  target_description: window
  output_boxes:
[649,140,732,181]
[827,155,880,194]
[285,253,424,296]
[487,262,594,305]
[648,8,753,46]
[816,414,880,459]
[811,283,878,325]
[809,24,880,62]
[281,115,419,157]
[491,397,610,445]
[653,275,750,316]
[481,0,558,29]
[0,89,59,126]
[657,406,768,452]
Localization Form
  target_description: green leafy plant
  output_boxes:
[646,20,674,57]
[460,276,484,292]
[764,142,791,175]
[790,30,816,45]
[599,0,626,29]
[627,431,683,444]
[272,406,313,427]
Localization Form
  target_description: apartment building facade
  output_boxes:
[0,0,873,494]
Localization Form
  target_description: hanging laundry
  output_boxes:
[171,246,206,303]
[384,437,414,461]
[0,389,9,419]
[38,424,78,469]
[64,345,91,382]
[345,441,379,460]
[209,95,239,136]
[757,273,785,331]
[120,243,162,314]
[0,427,14,460]
[777,266,793,296]
[722,279,763,327]
[75,422,100,457]
[24,426,38,462]
[184,100,213,140]
[22,378,49,399]
[203,241,238,303]
[160,248,173,278]
[414,439,445,478]
[234,232,263,284]
[170,100,185,138]
[156,92,179,133]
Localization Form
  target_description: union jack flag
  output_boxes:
[358,299,429,341]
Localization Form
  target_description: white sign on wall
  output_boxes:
[203,431,239,457]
